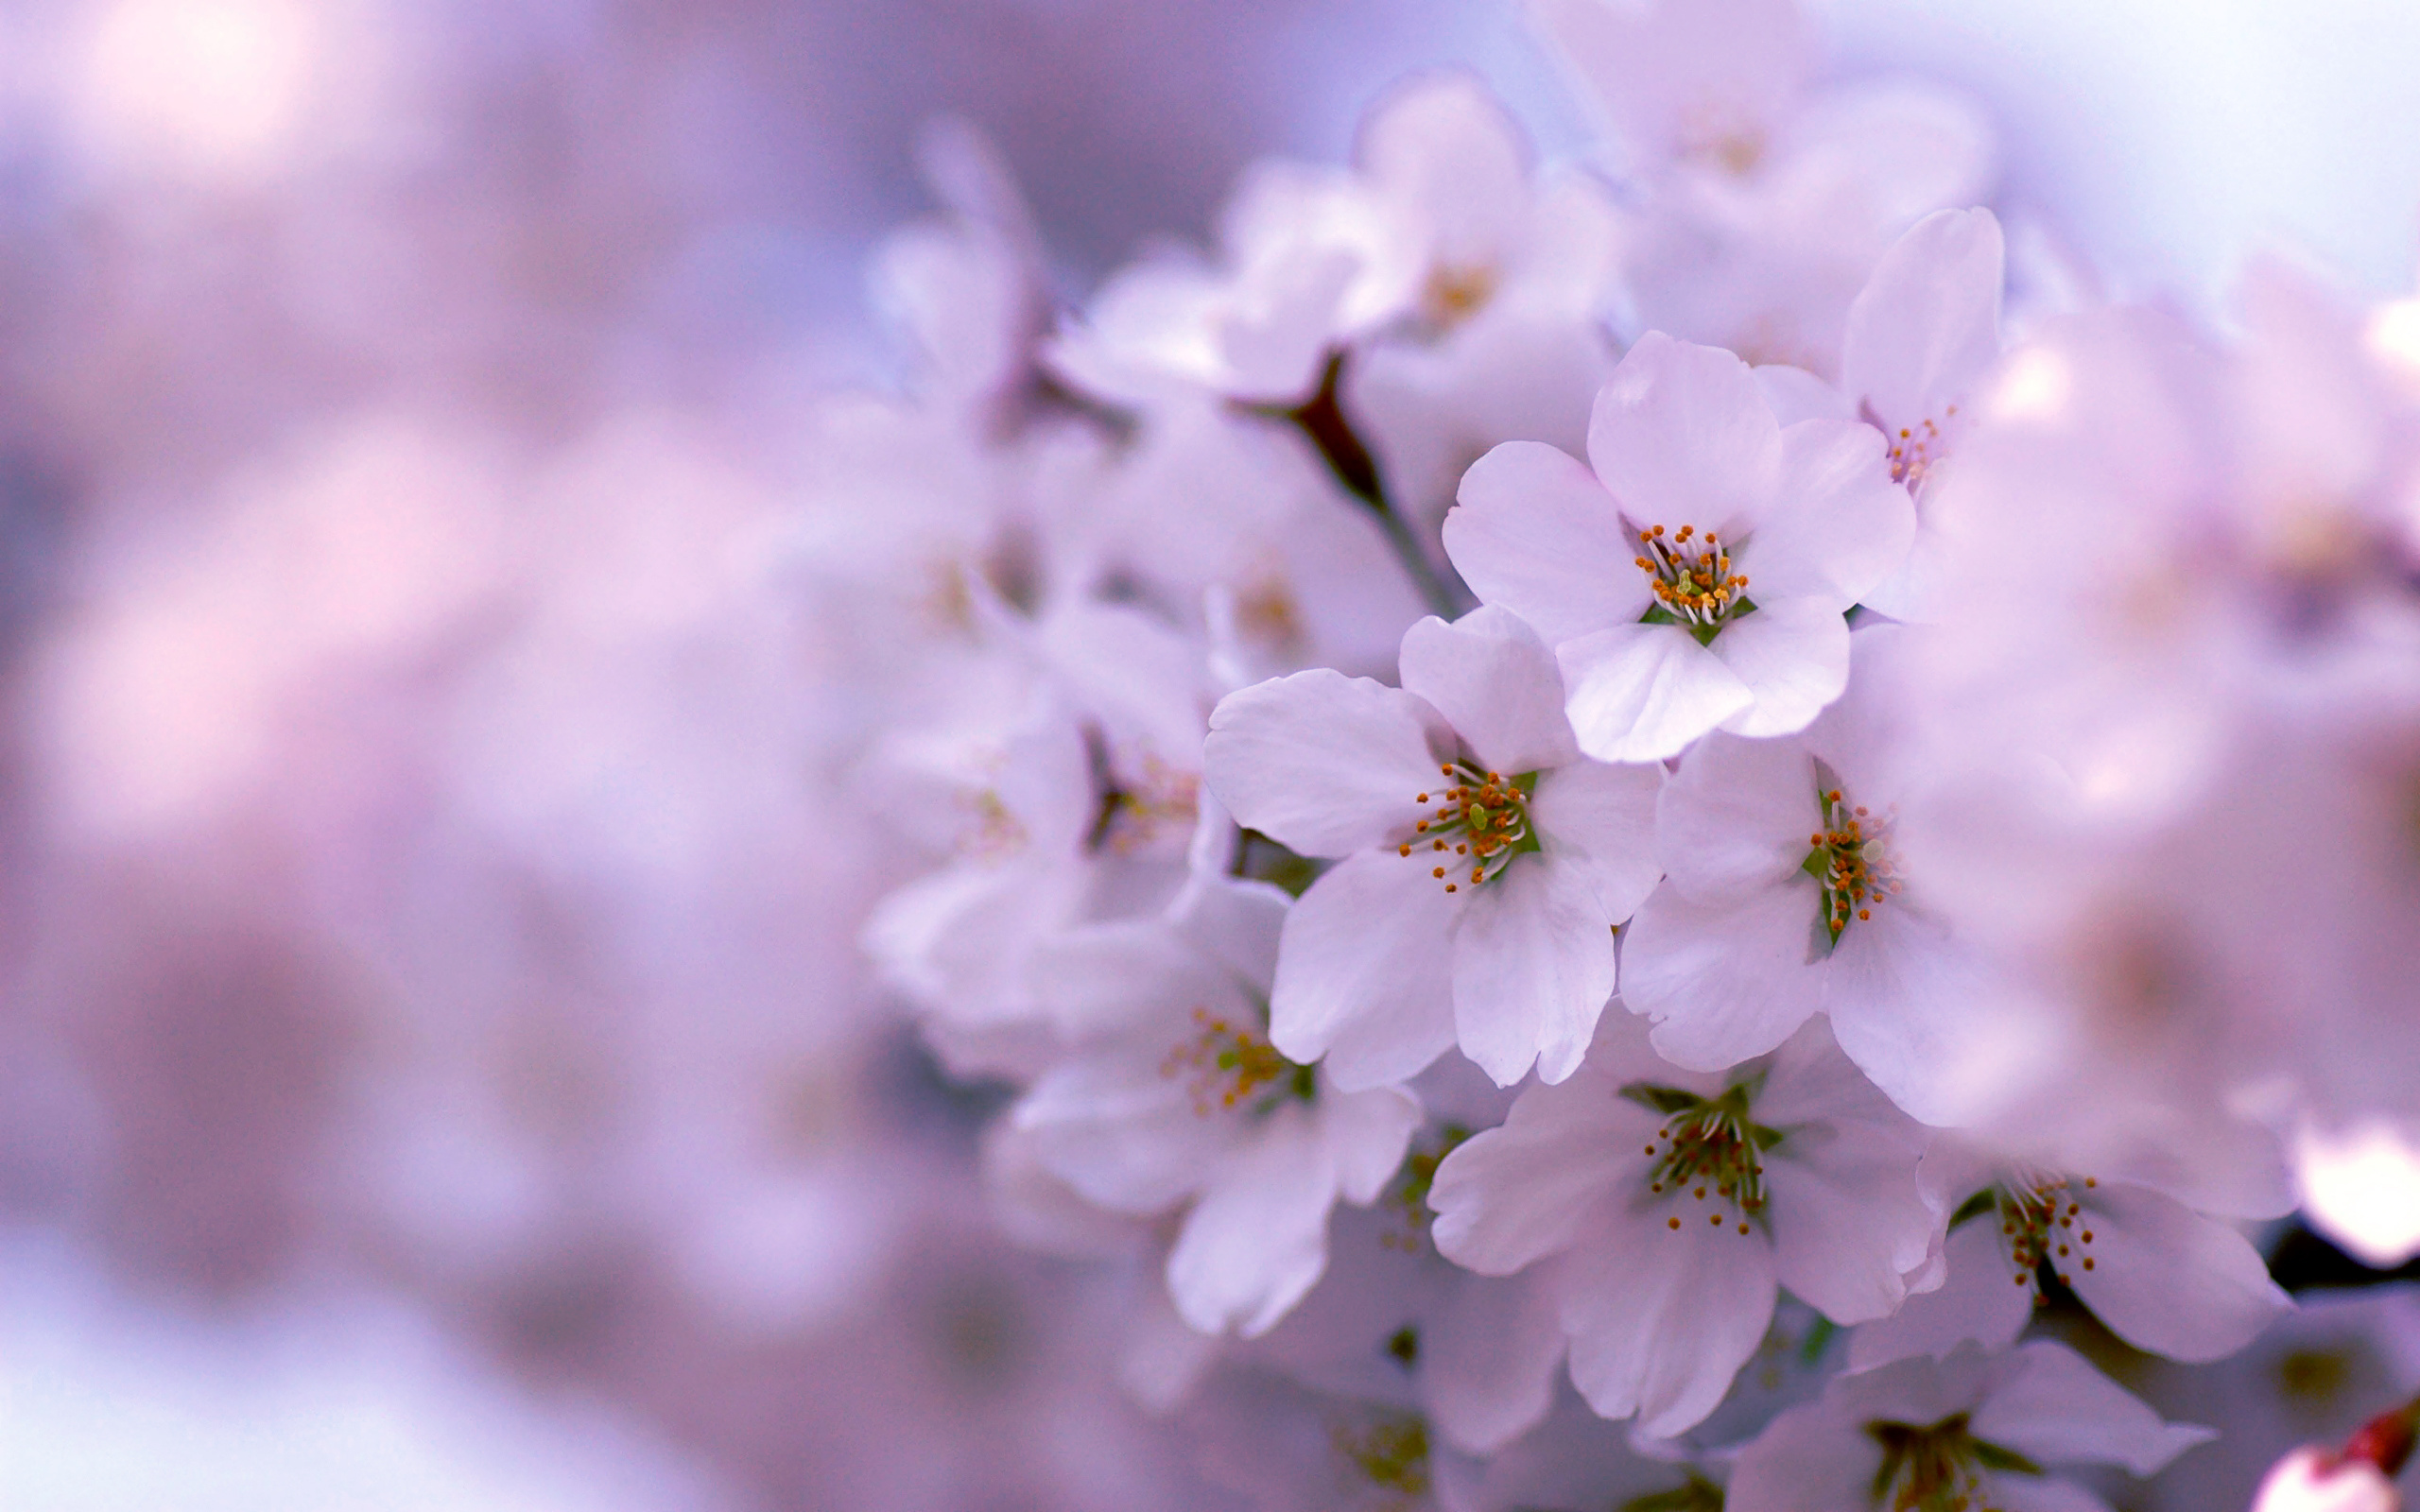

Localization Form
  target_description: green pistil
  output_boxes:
[1622,1080,1784,1235]
[1404,764,1540,893]
[1867,1414,2040,1512]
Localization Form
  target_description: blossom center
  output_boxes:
[1084,726,1200,854]
[1331,1415,1430,1498]
[1160,1007,1314,1115]
[1421,262,1498,328]
[1634,524,1752,644]
[1866,1413,2040,1512]
[1802,786,1903,942]
[1398,761,1538,893]
[1950,1172,2100,1299]
[1622,1081,1780,1236]
[1868,402,1960,489]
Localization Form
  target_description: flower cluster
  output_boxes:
[826,0,2420,1505]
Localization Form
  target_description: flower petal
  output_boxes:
[1429,1071,1641,1276]
[1558,1197,1780,1437]
[1841,207,2006,433]
[2066,1182,2292,1362]
[1204,668,1444,857]
[1423,1273,1566,1454]
[1823,905,1991,1127]
[1844,1217,2032,1370]
[1452,855,1617,1086]
[1709,597,1854,740]
[1558,621,1754,764]
[1167,1104,1340,1336]
[1445,440,1648,644]
[1398,605,1582,774]
[1586,332,1782,535]
[1737,420,1914,606]
[1270,848,1460,1088]
[1969,1341,2217,1477]
[1655,730,1818,902]
[1530,759,1665,922]
[1619,882,1825,1071]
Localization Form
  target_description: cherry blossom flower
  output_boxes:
[1426,1013,1933,1437]
[1615,624,1987,1112]
[1445,332,1913,763]
[1011,873,1421,1338]
[1726,1341,2213,1512]
[1848,1134,2291,1370]
[1839,206,2008,622]
[1203,605,1663,1089]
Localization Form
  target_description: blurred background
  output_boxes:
[2,0,2418,1506]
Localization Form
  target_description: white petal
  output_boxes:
[1969,1341,2217,1476]
[1842,208,2006,432]
[1738,421,1915,607]
[1356,72,1530,271]
[1823,906,1987,1127]
[1429,1074,1641,1276]
[1322,1084,1424,1206]
[1270,849,1459,1088]
[1990,1480,2119,1512]
[1445,440,1647,645]
[1167,1106,1340,1336]
[2066,1183,2292,1362]
[1558,1199,1779,1437]
[1724,1397,1884,1512]
[2295,1118,2420,1266]
[1015,1049,1229,1213]
[1204,668,1443,857]
[1452,856,1616,1086]
[1530,759,1665,922]
[1558,621,1754,764]
[1709,598,1855,739]
[1620,883,1825,1071]
[1761,1045,1936,1322]
[1654,730,1817,902]
[1398,605,1582,774]
[1586,332,1781,535]
[1845,1217,2032,1370]
[1423,1274,1566,1454]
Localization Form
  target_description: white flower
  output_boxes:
[1427,1013,1933,1437]
[1849,1135,2290,1370]
[1445,332,1913,763]
[1839,206,2008,622]
[1617,624,1985,1113]
[1011,874,1421,1338]
[1726,1340,2213,1512]
[1203,604,1663,1089]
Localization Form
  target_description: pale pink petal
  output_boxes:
[1445,440,1647,644]
[1559,621,1754,764]
[1270,848,1460,1088]
[1167,1106,1339,1335]
[1429,1075,1641,1275]
[1587,332,1782,536]
[1530,759,1664,922]
[1356,71,1530,270]
[2066,1182,2292,1362]
[1825,904,1991,1126]
[1620,883,1825,1071]
[1204,668,1444,857]
[1424,1274,1565,1454]
[1655,730,1818,902]
[1842,208,2006,432]
[1398,605,1582,775]
[1709,598,1855,739]
[1845,1217,2032,1370]
[1015,1049,1232,1213]
[1322,1084,1425,1206]
[1724,1398,1885,1512]
[1559,1201,1779,1437]
[1452,855,1617,1086]
[1969,1341,2217,1476]
[1737,421,1914,605]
